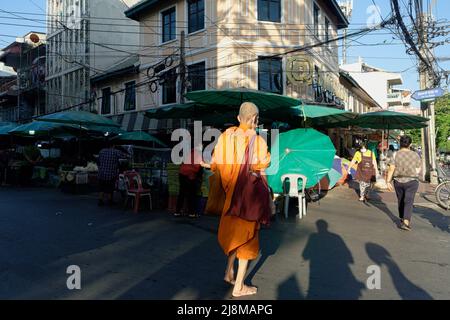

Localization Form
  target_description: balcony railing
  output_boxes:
[387,92,402,105]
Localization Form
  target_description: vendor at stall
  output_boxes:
[24,144,42,165]
[22,144,43,185]
[97,141,129,206]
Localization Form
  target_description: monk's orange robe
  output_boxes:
[210,125,271,260]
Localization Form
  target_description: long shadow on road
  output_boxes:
[277,274,305,300]
[302,219,365,299]
[367,192,401,227]
[347,181,400,226]
[117,236,230,300]
[413,205,450,234]
[366,242,433,300]
[246,226,285,286]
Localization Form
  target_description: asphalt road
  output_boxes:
[0,186,449,300]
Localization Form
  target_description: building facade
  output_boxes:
[0,63,17,122]
[95,0,348,125]
[339,70,381,113]
[45,0,141,113]
[0,32,46,122]
[340,59,409,110]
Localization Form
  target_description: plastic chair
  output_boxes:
[123,170,152,213]
[281,174,308,220]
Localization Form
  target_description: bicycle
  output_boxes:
[435,163,450,210]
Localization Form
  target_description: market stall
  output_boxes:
[116,145,172,209]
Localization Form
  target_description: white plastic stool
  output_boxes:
[281,174,308,220]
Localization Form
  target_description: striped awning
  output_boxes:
[110,111,188,132]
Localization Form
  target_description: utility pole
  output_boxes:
[179,30,186,104]
[417,0,439,184]
[339,1,353,65]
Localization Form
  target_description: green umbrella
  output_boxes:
[267,128,336,193]
[146,103,236,126]
[146,102,212,119]
[83,124,125,135]
[36,110,121,127]
[341,110,429,129]
[185,88,301,110]
[147,103,281,127]
[299,105,357,125]
[0,122,17,135]
[111,131,167,147]
[264,104,357,127]
[8,121,79,137]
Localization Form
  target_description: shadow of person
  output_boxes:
[414,206,450,234]
[367,192,401,227]
[246,227,285,284]
[302,220,365,299]
[347,179,361,198]
[366,243,433,300]
[277,274,305,300]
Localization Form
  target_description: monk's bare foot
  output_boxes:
[232,285,257,297]
[224,272,235,285]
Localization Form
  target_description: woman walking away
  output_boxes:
[201,102,271,298]
[348,142,378,202]
[386,136,422,231]
[175,144,203,218]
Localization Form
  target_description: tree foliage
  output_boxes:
[405,128,421,145]
[435,94,450,151]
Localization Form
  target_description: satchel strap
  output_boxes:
[245,135,257,172]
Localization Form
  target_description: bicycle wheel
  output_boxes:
[436,181,450,210]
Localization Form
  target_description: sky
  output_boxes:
[0,0,449,103]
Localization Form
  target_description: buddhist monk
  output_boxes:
[201,102,271,297]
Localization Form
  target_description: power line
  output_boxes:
[0,15,406,32]
[391,1,435,74]
[28,0,46,14]
[41,17,397,118]
[0,20,405,37]
[0,9,390,26]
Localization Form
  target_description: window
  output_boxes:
[162,7,176,43]
[188,0,204,34]
[101,87,111,114]
[325,18,330,43]
[313,4,320,37]
[124,81,136,111]
[258,57,283,94]
[187,61,206,92]
[162,68,177,104]
[258,0,281,22]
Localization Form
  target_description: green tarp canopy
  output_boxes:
[0,122,17,135]
[185,88,301,110]
[36,110,121,128]
[8,121,79,137]
[111,131,167,147]
[146,100,356,128]
[330,110,429,129]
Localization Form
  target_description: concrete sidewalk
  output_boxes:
[0,186,449,299]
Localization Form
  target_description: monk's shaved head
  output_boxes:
[238,102,259,122]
